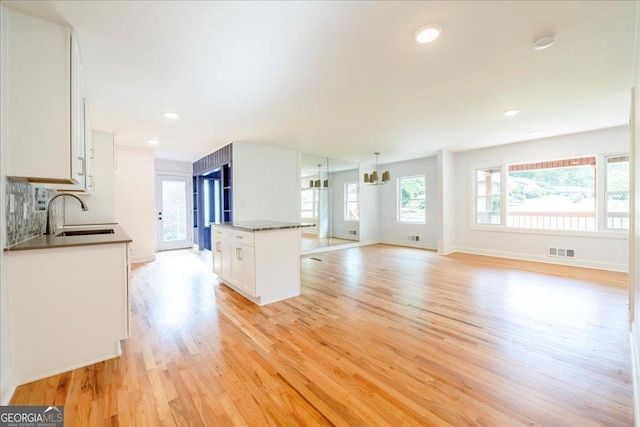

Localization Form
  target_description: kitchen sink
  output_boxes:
[56,228,115,237]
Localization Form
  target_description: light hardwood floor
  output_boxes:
[10,244,634,425]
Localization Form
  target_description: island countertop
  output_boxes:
[210,221,314,232]
[5,225,132,251]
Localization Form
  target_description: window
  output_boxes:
[507,157,595,231]
[606,155,629,230]
[476,168,501,225]
[301,188,318,220]
[398,176,426,223]
[344,182,360,221]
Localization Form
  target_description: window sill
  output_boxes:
[468,224,628,239]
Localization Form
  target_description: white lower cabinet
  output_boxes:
[211,225,301,305]
[230,242,255,295]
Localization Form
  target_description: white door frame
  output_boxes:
[156,174,193,251]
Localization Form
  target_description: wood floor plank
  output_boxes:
[9,244,634,425]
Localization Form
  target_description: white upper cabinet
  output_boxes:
[6,9,86,185]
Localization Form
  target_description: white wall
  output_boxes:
[155,158,192,176]
[232,142,299,223]
[359,163,380,244]
[0,4,14,405]
[114,146,156,263]
[330,168,360,240]
[454,126,629,271]
[438,150,456,254]
[65,131,115,225]
[377,156,439,249]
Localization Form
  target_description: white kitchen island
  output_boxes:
[211,221,311,305]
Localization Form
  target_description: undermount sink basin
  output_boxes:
[56,228,115,237]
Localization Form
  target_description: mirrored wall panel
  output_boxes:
[300,153,359,252]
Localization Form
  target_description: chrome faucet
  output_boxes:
[44,193,88,235]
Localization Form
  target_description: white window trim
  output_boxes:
[397,175,426,224]
[344,182,359,222]
[469,153,630,238]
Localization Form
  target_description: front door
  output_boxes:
[156,175,192,251]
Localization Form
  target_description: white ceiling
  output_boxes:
[5,1,636,165]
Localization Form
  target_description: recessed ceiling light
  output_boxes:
[503,109,520,117]
[416,26,441,44]
[528,130,542,136]
[533,34,555,50]
[164,112,179,119]
[148,139,159,145]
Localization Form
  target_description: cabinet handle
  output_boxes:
[236,247,243,260]
[235,235,243,239]
[216,242,221,252]
[77,156,85,176]
[89,148,94,160]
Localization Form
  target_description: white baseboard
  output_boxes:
[1,370,16,406]
[438,246,456,255]
[301,241,369,255]
[631,324,640,427]
[454,246,627,272]
[380,239,437,251]
[130,254,155,264]
[17,348,123,388]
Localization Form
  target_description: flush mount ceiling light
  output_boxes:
[533,34,555,50]
[163,112,179,119]
[503,109,520,117]
[148,139,159,145]
[364,152,390,186]
[416,26,441,44]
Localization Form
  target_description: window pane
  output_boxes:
[476,168,501,224]
[399,176,426,223]
[161,180,187,241]
[344,182,360,220]
[507,159,595,231]
[606,156,629,230]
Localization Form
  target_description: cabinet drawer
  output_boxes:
[211,227,229,239]
[229,230,254,246]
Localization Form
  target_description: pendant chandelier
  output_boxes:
[364,152,390,185]
[309,162,329,189]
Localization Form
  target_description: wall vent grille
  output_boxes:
[548,247,575,258]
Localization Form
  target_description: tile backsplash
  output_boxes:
[6,178,64,246]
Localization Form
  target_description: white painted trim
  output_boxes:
[438,246,456,255]
[154,169,192,177]
[301,240,371,255]
[630,324,640,427]
[0,370,16,406]
[380,239,437,251]
[468,224,629,239]
[131,254,155,264]
[17,348,122,388]
[454,246,627,272]
[330,233,358,241]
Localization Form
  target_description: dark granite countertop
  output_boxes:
[5,225,132,251]
[210,221,314,232]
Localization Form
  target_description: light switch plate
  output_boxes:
[33,185,47,212]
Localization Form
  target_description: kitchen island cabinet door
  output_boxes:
[230,242,255,296]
